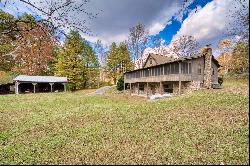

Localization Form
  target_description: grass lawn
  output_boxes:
[0,80,249,164]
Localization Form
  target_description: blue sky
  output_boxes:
[0,0,246,56]
[159,0,213,44]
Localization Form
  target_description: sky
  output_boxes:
[0,0,247,56]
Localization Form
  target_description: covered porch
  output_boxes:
[124,81,190,97]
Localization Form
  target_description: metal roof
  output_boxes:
[13,75,67,83]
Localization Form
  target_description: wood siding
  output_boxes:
[124,56,219,84]
[144,57,157,68]
[211,60,219,84]
[125,57,206,84]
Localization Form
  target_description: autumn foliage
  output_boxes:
[13,24,55,75]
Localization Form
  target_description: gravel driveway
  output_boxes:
[89,86,115,96]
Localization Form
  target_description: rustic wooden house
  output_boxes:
[124,46,220,96]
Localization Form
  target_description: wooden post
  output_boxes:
[63,83,66,92]
[129,83,131,94]
[138,82,139,95]
[146,82,149,97]
[49,83,54,92]
[32,83,37,93]
[160,82,163,95]
[15,81,20,94]
[179,62,181,95]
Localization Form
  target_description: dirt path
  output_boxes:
[88,86,115,96]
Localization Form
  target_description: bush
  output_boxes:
[99,81,112,87]
[218,76,223,85]
[116,76,124,91]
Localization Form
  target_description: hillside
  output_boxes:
[0,79,248,165]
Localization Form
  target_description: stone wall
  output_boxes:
[172,81,203,95]
[185,81,202,94]
[203,46,212,89]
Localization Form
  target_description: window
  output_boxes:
[181,62,187,74]
[164,64,170,75]
[181,62,192,74]
[163,84,173,93]
[150,59,153,65]
[212,68,215,75]
[170,63,179,74]
[198,64,202,75]
[145,69,149,77]
[188,63,192,74]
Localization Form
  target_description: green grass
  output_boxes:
[0,80,249,164]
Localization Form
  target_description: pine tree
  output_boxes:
[105,42,133,84]
[81,39,100,88]
[54,30,84,91]
[105,42,119,84]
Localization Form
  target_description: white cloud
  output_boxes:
[81,0,182,44]
[148,2,180,35]
[172,0,237,56]
[149,23,165,35]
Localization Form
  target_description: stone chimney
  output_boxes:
[203,45,212,89]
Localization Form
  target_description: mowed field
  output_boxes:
[0,79,249,165]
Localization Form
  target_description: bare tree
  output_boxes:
[128,23,148,65]
[0,0,98,39]
[227,0,249,43]
[95,39,106,67]
[150,34,162,48]
[170,35,199,57]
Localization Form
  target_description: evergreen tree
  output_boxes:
[54,30,84,91]
[105,42,119,84]
[81,39,100,88]
[105,42,133,84]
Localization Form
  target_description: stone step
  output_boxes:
[212,84,221,89]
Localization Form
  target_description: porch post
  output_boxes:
[15,81,20,94]
[146,82,149,97]
[63,83,66,92]
[49,83,54,92]
[138,82,139,95]
[160,82,163,95]
[32,83,37,93]
[179,62,181,95]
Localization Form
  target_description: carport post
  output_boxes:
[129,83,131,95]
[49,83,54,92]
[15,81,20,94]
[63,83,67,92]
[32,83,37,93]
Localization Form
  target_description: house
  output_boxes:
[13,75,68,94]
[124,46,220,97]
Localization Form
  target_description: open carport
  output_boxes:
[13,75,67,94]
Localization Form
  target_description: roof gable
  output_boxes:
[143,54,176,68]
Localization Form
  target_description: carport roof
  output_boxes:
[13,75,67,83]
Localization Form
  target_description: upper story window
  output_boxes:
[198,64,202,75]
[150,59,153,65]
[188,62,192,74]
[181,62,191,74]
[212,68,215,75]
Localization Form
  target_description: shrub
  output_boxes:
[116,76,124,91]
[218,76,223,85]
